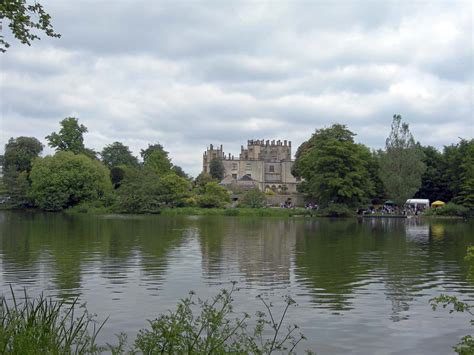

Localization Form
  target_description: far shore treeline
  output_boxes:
[0,115,472,217]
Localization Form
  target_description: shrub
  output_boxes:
[197,182,230,208]
[239,188,266,208]
[317,203,355,217]
[425,203,470,218]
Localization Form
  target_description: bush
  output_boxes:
[316,203,355,217]
[197,182,230,208]
[1,285,311,354]
[239,188,266,208]
[425,203,470,218]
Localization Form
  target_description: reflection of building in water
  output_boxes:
[198,219,296,286]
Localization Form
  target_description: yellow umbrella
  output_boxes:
[431,200,445,208]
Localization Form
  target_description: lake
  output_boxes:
[1,211,473,354]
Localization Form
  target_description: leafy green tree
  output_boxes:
[156,173,191,206]
[194,172,213,191]
[46,117,88,154]
[2,136,43,206]
[141,144,172,175]
[453,139,474,210]
[29,152,112,211]
[197,182,230,208]
[114,168,159,213]
[209,158,225,181]
[239,187,266,208]
[0,0,60,52]
[379,115,425,206]
[3,136,43,173]
[414,146,450,202]
[172,165,188,179]
[101,141,138,169]
[292,124,374,207]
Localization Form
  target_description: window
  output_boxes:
[232,174,237,179]
[232,163,238,170]
[269,165,275,173]
[246,162,252,171]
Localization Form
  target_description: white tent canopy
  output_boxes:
[405,199,430,207]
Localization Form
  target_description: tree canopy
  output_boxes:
[141,143,173,175]
[3,136,43,173]
[292,124,374,207]
[29,151,112,211]
[101,141,138,169]
[0,0,60,52]
[46,117,88,154]
[379,115,425,206]
[209,158,225,181]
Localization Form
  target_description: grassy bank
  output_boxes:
[160,206,310,217]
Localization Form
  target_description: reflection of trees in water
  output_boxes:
[0,212,188,298]
[294,219,372,311]
[197,217,296,287]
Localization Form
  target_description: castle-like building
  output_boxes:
[203,139,300,193]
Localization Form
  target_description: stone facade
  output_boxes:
[202,139,300,193]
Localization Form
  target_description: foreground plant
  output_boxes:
[134,282,309,354]
[1,283,311,354]
[0,286,106,354]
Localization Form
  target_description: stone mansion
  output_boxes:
[202,139,300,193]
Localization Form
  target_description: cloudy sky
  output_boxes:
[1,0,472,177]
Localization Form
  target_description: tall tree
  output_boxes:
[414,146,449,202]
[46,117,88,154]
[379,115,425,206]
[141,143,172,175]
[451,139,474,210]
[0,0,60,52]
[2,136,43,206]
[209,158,225,181]
[292,124,373,207]
[101,141,138,168]
[3,136,43,173]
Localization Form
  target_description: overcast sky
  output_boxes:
[0,0,472,177]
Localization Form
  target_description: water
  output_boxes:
[0,211,473,354]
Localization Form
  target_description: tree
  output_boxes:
[414,146,450,203]
[29,151,112,211]
[0,0,60,52]
[101,142,138,169]
[379,115,425,206]
[172,165,189,179]
[197,182,230,208]
[156,173,191,206]
[239,188,266,208]
[2,136,43,206]
[194,172,213,191]
[292,124,374,207]
[46,117,88,154]
[452,139,474,210]
[141,144,172,175]
[209,158,225,181]
[3,136,43,173]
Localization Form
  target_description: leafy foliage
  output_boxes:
[379,115,425,206]
[0,286,105,354]
[293,124,374,207]
[209,158,225,181]
[414,146,450,202]
[100,142,138,169]
[134,283,309,354]
[141,144,173,176]
[197,182,230,208]
[29,152,112,211]
[0,0,60,52]
[46,117,88,155]
[424,202,470,218]
[2,136,43,207]
[239,187,266,208]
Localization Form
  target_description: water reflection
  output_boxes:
[1,212,474,353]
